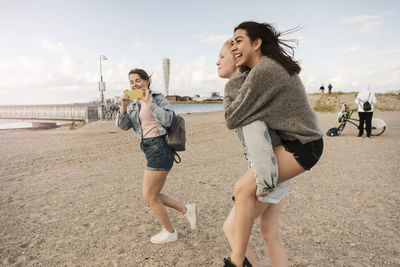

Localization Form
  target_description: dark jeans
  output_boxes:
[358,111,373,136]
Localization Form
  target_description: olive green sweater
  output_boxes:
[224,56,323,144]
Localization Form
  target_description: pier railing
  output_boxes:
[0,104,101,124]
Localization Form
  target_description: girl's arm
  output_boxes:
[116,111,133,131]
[224,72,248,112]
[150,95,174,128]
[225,62,275,129]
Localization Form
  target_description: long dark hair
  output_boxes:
[128,68,152,87]
[234,21,301,75]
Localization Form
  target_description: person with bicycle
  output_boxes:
[355,88,377,137]
[116,68,196,244]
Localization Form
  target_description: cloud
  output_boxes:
[344,45,365,54]
[132,41,147,48]
[301,53,400,93]
[377,48,400,56]
[193,34,232,43]
[41,38,78,76]
[0,39,100,105]
[2,43,398,106]
[0,56,49,88]
[131,38,154,50]
[342,14,383,35]
[358,20,383,35]
[342,15,381,23]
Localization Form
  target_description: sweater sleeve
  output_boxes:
[223,72,248,112]
[224,60,276,129]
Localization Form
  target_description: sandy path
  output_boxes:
[0,111,399,266]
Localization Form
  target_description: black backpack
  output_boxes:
[167,114,186,163]
[326,127,339,136]
[360,92,372,111]
[363,100,372,111]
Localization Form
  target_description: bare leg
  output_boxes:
[223,207,259,267]
[230,145,305,266]
[159,193,187,214]
[272,145,305,184]
[142,170,181,233]
[230,168,270,266]
[260,204,288,267]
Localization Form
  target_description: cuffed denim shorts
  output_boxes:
[237,121,291,204]
[256,179,292,204]
[247,128,292,204]
[282,138,324,170]
[232,179,292,204]
[140,135,174,171]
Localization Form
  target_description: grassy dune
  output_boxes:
[309,92,400,113]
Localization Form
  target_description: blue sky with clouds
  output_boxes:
[0,0,399,104]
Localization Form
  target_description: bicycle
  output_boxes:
[110,105,120,120]
[328,104,386,136]
[103,105,120,120]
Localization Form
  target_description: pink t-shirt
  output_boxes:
[139,100,160,139]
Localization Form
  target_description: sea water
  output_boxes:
[172,102,223,114]
[0,121,33,129]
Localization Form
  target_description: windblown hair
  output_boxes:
[234,21,301,75]
[128,68,152,87]
[223,39,233,48]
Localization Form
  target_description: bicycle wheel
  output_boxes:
[337,121,346,135]
[371,118,386,136]
[104,111,112,120]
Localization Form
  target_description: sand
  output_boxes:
[1,110,399,266]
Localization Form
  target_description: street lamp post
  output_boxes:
[99,55,107,119]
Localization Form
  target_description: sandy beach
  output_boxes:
[1,110,399,266]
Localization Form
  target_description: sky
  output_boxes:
[0,0,399,105]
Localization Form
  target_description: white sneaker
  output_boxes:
[184,203,197,229]
[150,228,178,244]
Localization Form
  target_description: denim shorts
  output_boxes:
[232,178,292,204]
[256,179,292,204]
[282,138,324,170]
[140,135,174,171]
[236,121,291,203]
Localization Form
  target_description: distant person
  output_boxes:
[217,39,292,267]
[320,83,325,95]
[221,21,324,267]
[116,68,196,244]
[355,88,377,137]
[328,83,332,95]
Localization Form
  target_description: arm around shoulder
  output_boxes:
[224,62,273,129]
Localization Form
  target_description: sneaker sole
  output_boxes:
[150,235,178,244]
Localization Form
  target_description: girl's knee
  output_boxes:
[260,224,280,244]
[143,190,157,205]
[233,179,254,200]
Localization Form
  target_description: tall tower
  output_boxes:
[162,57,170,96]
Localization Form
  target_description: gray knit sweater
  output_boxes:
[224,56,323,144]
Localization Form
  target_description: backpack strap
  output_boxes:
[173,151,181,163]
[357,98,363,109]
